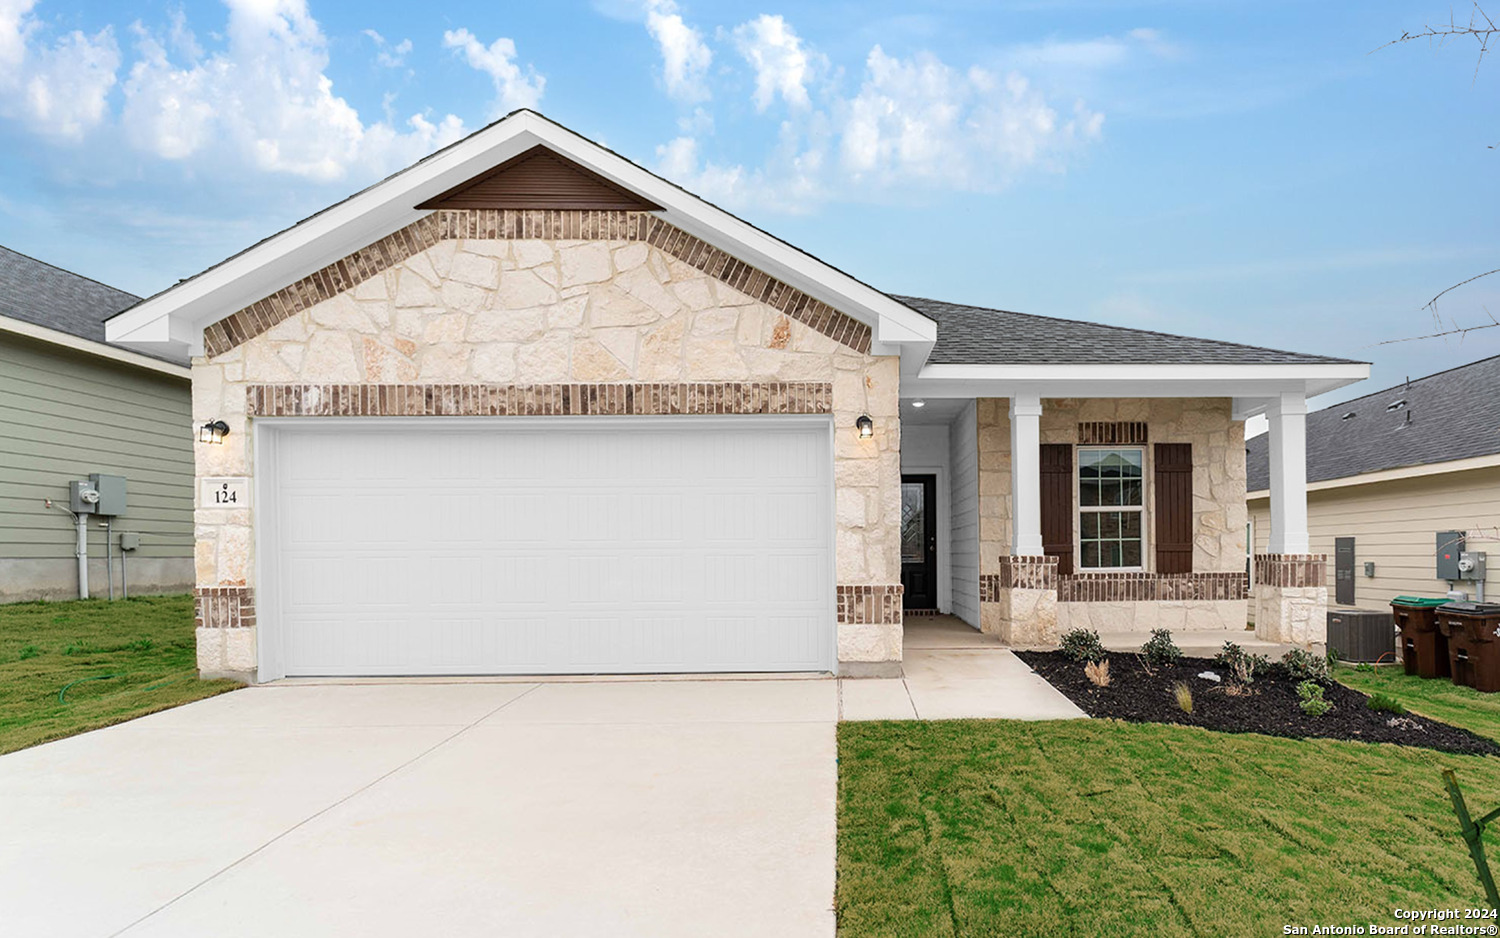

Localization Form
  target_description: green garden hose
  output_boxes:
[58,674,120,703]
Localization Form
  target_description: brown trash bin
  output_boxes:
[1393,596,1451,678]
[1439,602,1500,693]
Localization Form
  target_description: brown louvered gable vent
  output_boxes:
[1078,421,1148,445]
[1040,443,1075,576]
[416,146,662,211]
[1153,442,1193,574]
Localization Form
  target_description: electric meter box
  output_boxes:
[1459,552,1488,582]
[1438,531,1467,580]
[69,480,100,514]
[89,473,127,516]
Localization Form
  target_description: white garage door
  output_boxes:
[258,417,834,678]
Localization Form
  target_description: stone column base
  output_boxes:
[981,556,1059,644]
[1252,554,1327,644]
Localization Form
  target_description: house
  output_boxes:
[103,110,1368,681]
[0,245,194,602]
[1248,354,1500,615]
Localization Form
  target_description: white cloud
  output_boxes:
[1007,27,1178,71]
[442,28,545,116]
[731,14,821,112]
[364,29,411,69]
[644,0,711,102]
[661,40,1104,209]
[0,0,119,140]
[119,0,468,182]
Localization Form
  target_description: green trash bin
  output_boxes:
[1392,596,1452,679]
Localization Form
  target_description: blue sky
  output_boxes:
[1,0,1497,408]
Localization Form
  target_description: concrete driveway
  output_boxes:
[0,679,836,938]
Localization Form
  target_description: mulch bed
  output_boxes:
[1017,651,1500,755]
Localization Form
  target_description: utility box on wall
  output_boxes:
[89,474,127,516]
[1438,531,1467,580]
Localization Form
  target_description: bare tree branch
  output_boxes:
[1376,1,1499,81]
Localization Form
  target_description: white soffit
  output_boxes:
[905,362,1370,403]
[105,110,936,359]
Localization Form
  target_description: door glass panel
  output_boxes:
[901,482,925,564]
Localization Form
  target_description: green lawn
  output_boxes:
[838,672,1500,936]
[0,594,240,754]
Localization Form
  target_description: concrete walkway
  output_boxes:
[839,617,1087,722]
[0,680,836,938]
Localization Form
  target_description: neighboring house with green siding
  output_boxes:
[1,245,193,602]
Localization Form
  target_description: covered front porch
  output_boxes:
[893,353,1366,649]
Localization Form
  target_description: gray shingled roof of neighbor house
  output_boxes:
[0,244,187,364]
[1247,353,1500,491]
[895,295,1362,366]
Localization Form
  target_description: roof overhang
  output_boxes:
[904,361,1370,410]
[1247,450,1500,499]
[105,109,937,361]
[0,312,190,378]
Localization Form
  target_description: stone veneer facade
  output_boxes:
[974,397,1250,643]
[192,211,902,679]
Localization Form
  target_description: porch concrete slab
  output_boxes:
[839,678,917,720]
[901,615,1008,649]
[1,679,835,938]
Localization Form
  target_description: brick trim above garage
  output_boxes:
[837,585,903,625]
[196,587,255,629]
[246,382,834,417]
[1254,554,1327,589]
[204,209,873,359]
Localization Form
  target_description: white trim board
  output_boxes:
[0,313,190,378]
[1246,452,1500,500]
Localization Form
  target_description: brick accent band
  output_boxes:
[999,555,1060,591]
[1254,554,1327,589]
[204,209,872,359]
[1077,421,1148,445]
[1057,572,1249,603]
[246,382,834,417]
[195,587,255,629]
[837,585,903,625]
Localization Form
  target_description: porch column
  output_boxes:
[1009,394,1044,555]
[1266,390,1309,554]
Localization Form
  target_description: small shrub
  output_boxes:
[1060,628,1107,663]
[1213,642,1270,683]
[1297,681,1333,716]
[1354,662,1376,673]
[1084,658,1111,688]
[1171,681,1194,714]
[1366,693,1406,715]
[1222,681,1251,697]
[1282,648,1330,684]
[1140,629,1182,667]
[18,644,38,660]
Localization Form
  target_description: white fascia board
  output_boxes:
[904,361,1369,401]
[106,124,545,349]
[0,313,190,378]
[107,111,936,359]
[1247,451,1500,500]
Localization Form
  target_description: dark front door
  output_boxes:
[901,474,938,609]
[1335,537,1355,605]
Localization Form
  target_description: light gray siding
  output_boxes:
[948,400,980,627]
[0,332,193,601]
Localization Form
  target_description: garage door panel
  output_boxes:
[268,420,833,676]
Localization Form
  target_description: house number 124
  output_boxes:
[201,477,250,508]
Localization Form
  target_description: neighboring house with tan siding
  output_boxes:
[1248,354,1500,617]
[0,245,194,602]
[103,110,1366,682]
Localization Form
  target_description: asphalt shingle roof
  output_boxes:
[1246,354,1500,490]
[894,295,1361,366]
[0,244,185,365]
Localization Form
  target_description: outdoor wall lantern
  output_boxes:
[856,415,874,439]
[199,420,231,444]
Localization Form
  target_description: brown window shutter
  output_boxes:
[1040,444,1074,575]
[1154,442,1193,574]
